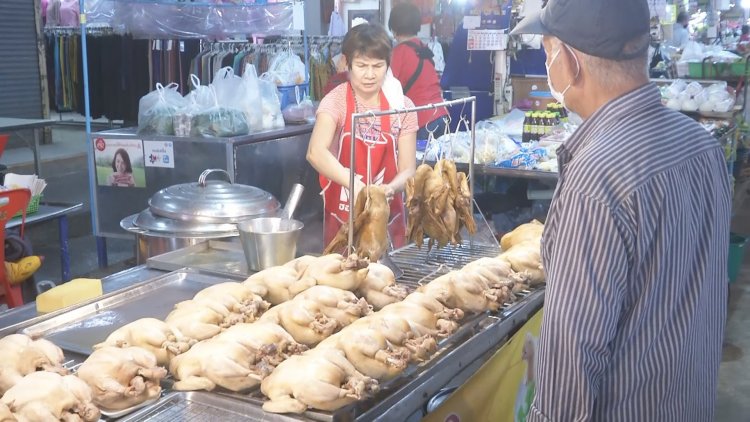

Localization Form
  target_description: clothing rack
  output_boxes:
[346,96,478,251]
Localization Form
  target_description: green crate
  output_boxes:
[688,61,749,79]
[729,233,748,284]
[13,195,41,218]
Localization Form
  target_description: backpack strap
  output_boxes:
[401,41,434,95]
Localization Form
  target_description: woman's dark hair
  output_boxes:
[743,25,749,35]
[676,12,688,24]
[389,3,422,37]
[111,148,133,173]
[342,23,392,68]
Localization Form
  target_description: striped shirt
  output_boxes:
[528,83,731,421]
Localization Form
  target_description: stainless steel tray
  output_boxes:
[21,270,241,356]
[118,391,304,422]
[147,240,252,278]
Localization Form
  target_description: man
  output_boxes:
[672,11,691,48]
[511,1,730,421]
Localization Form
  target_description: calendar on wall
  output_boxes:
[467,30,508,51]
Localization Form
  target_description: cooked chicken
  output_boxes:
[260,299,340,346]
[93,318,193,366]
[243,265,316,305]
[455,172,477,235]
[357,262,408,310]
[405,177,425,248]
[0,403,13,422]
[418,271,504,313]
[498,241,545,286]
[402,292,465,321]
[193,282,270,322]
[164,300,227,341]
[324,186,390,262]
[0,334,68,395]
[261,349,379,414]
[214,322,308,374]
[1,371,100,422]
[500,220,544,251]
[301,254,370,291]
[295,285,372,326]
[379,298,460,338]
[170,339,263,392]
[462,257,521,289]
[347,313,438,362]
[77,346,166,411]
[284,255,318,275]
[317,326,410,380]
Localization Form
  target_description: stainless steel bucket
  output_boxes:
[237,217,304,271]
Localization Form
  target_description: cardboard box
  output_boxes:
[511,77,549,108]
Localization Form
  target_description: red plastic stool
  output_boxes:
[0,188,31,308]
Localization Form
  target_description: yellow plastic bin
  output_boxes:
[729,233,748,284]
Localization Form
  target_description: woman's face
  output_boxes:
[349,54,388,99]
[115,153,126,174]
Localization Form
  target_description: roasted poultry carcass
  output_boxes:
[357,262,408,310]
[301,254,370,291]
[462,257,524,289]
[498,240,545,286]
[378,294,463,338]
[259,299,341,346]
[193,282,270,322]
[93,318,193,366]
[0,334,68,395]
[317,325,411,380]
[284,255,317,274]
[324,186,390,262]
[243,265,316,305]
[214,322,308,374]
[418,271,508,313]
[406,160,476,250]
[164,300,228,342]
[1,371,100,422]
[347,313,437,362]
[169,339,263,392]
[500,220,544,251]
[295,285,372,326]
[0,403,13,422]
[261,349,379,414]
[76,346,166,411]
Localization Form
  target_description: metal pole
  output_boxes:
[469,99,476,200]
[349,113,357,252]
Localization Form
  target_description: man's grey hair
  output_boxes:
[578,33,650,88]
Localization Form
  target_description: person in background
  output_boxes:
[322,53,349,97]
[107,148,135,187]
[389,3,448,140]
[736,25,750,55]
[307,24,418,246]
[741,24,750,42]
[671,11,690,48]
[512,0,730,419]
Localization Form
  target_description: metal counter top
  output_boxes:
[93,124,315,146]
[0,265,165,337]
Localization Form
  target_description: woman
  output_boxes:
[107,148,135,187]
[307,23,418,247]
[389,3,448,140]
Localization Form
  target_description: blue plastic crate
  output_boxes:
[278,83,309,111]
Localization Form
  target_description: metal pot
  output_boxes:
[121,169,281,263]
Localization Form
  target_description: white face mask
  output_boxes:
[545,44,579,109]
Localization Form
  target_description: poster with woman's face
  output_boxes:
[93,138,146,188]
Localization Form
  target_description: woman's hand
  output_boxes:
[382,184,395,201]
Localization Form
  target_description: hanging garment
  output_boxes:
[428,39,445,73]
[328,10,346,37]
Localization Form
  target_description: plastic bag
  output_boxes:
[190,86,249,137]
[266,52,306,86]
[212,66,263,132]
[259,73,285,130]
[282,86,316,124]
[138,83,186,135]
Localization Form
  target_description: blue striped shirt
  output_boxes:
[528,84,731,421]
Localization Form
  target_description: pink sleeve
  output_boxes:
[316,85,346,129]
[400,97,419,134]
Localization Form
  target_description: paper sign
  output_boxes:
[94,138,146,188]
[144,140,175,169]
[463,15,481,30]
[467,30,508,51]
[293,1,305,31]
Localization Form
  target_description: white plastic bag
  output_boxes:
[239,64,263,131]
[190,86,250,137]
[138,83,186,135]
[267,51,306,86]
[282,85,316,124]
[259,73,285,129]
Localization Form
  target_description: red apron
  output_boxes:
[320,83,406,248]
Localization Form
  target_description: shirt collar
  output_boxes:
[560,83,661,161]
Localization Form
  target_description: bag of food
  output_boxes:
[138,83,186,135]
[190,86,249,137]
[259,73,285,130]
[266,51,306,86]
[282,85,316,124]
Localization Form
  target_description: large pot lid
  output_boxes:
[127,210,240,236]
[149,169,280,224]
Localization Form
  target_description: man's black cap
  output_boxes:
[510,0,650,61]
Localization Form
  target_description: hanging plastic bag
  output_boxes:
[173,75,214,136]
[259,73,285,130]
[267,51,306,86]
[190,86,249,137]
[138,83,186,135]
[282,85,316,124]
[240,64,264,131]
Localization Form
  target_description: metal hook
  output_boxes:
[458,98,468,123]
